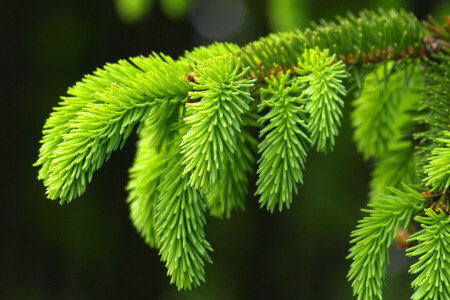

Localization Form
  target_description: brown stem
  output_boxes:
[247,36,446,82]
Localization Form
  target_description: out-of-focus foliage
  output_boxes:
[115,0,191,24]
[115,0,154,24]
[267,0,310,31]
[161,0,191,21]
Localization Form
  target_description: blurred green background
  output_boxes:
[2,0,449,299]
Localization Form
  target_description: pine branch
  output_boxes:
[33,7,450,296]
[181,55,255,189]
[347,185,426,300]
[127,123,167,248]
[407,208,450,300]
[414,50,450,176]
[207,114,258,219]
[255,71,310,213]
[35,59,144,181]
[296,48,347,153]
[39,54,189,203]
[424,131,450,193]
[155,145,212,290]
[369,140,419,200]
[351,61,421,159]
[242,8,426,78]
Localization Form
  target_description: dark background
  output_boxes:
[2,0,449,299]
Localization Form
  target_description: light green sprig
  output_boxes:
[43,55,189,203]
[127,123,167,248]
[347,185,426,300]
[255,71,310,213]
[155,146,212,290]
[424,131,450,193]
[296,48,347,153]
[352,62,421,160]
[207,115,258,219]
[407,209,450,300]
[181,55,255,189]
[35,59,144,181]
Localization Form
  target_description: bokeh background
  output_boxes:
[2,0,449,299]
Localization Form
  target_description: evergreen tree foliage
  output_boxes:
[35,54,189,203]
[35,7,450,297]
[407,208,450,300]
[347,185,427,300]
[414,50,450,170]
[207,114,258,218]
[126,122,167,248]
[35,59,143,188]
[423,131,450,193]
[369,140,419,199]
[155,144,212,290]
[180,55,255,189]
[255,71,310,212]
[297,48,347,153]
[351,61,421,160]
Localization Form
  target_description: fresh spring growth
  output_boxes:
[297,48,347,153]
[181,55,255,189]
[35,8,450,298]
[255,71,310,213]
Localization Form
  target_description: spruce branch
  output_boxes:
[127,123,167,248]
[369,140,419,200]
[207,114,258,219]
[351,61,421,160]
[255,71,310,212]
[242,8,427,78]
[39,54,189,203]
[35,59,144,181]
[33,7,450,296]
[414,50,450,174]
[155,145,212,290]
[407,208,450,300]
[296,48,347,153]
[347,185,427,300]
[424,131,450,193]
[180,55,255,189]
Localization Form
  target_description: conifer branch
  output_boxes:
[127,123,167,248]
[407,208,450,300]
[38,54,189,203]
[351,61,421,159]
[296,48,347,153]
[207,114,258,218]
[155,145,212,290]
[34,7,450,296]
[241,9,427,78]
[35,59,144,181]
[347,185,427,299]
[255,71,310,212]
[369,141,419,200]
[414,50,450,174]
[181,55,255,189]
[424,131,450,193]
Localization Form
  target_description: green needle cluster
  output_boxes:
[35,8,450,296]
